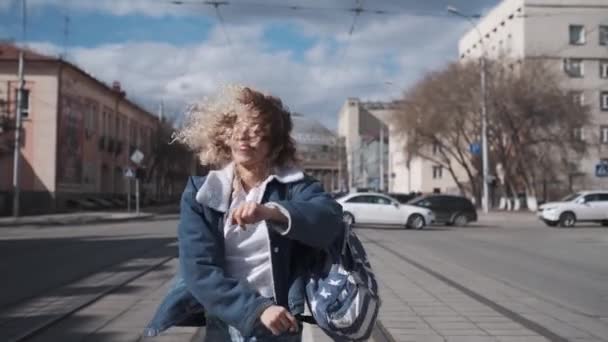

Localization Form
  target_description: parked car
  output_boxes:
[336,192,434,229]
[387,192,418,204]
[407,195,477,226]
[537,191,608,227]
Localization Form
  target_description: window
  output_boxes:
[570,91,584,106]
[373,196,392,205]
[115,115,120,140]
[564,59,583,77]
[584,194,599,202]
[101,111,107,136]
[573,127,585,141]
[601,60,608,79]
[346,195,391,205]
[432,166,443,179]
[601,126,608,144]
[569,25,585,45]
[14,89,30,118]
[600,25,608,46]
[432,142,440,155]
[601,92,608,111]
[598,193,608,202]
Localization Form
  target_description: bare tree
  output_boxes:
[145,118,197,200]
[486,59,590,209]
[392,58,591,208]
[393,62,482,199]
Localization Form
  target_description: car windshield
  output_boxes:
[560,193,581,202]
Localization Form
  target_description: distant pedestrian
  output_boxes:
[145,85,343,341]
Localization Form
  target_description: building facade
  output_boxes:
[338,98,466,195]
[458,0,608,191]
[337,98,389,192]
[292,113,345,192]
[0,44,192,215]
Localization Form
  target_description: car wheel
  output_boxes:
[559,212,576,228]
[544,220,558,227]
[453,214,469,226]
[342,212,355,226]
[407,214,426,230]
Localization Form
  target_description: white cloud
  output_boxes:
[26,0,186,17]
[22,1,483,130]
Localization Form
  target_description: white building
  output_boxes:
[338,98,464,194]
[459,0,608,190]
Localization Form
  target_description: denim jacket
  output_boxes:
[144,164,343,337]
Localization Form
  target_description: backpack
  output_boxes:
[303,221,381,341]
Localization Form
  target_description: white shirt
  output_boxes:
[223,176,276,299]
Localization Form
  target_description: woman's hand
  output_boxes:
[259,305,299,336]
[231,202,288,228]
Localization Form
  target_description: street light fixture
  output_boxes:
[447,5,490,214]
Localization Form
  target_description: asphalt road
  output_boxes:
[0,215,179,310]
[2,211,608,341]
[356,214,608,320]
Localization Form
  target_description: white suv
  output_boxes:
[538,191,608,227]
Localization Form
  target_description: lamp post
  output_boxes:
[12,0,27,217]
[447,5,490,213]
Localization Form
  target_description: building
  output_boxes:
[337,98,389,192]
[458,0,608,191]
[292,113,345,192]
[0,44,192,215]
[338,98,465,194]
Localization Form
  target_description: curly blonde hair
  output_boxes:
[174,85,298,169]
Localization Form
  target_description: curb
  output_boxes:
[0,213,157,228]
[372,321,396,342]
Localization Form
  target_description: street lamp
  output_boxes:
[447,5,490,214]
[12,0,27,217]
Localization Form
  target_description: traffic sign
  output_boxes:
[124,167,135,178]
[469,142,481,155]
[596,162,608,177]
[130,149,144,165]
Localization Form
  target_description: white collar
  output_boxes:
[195,162,304,213]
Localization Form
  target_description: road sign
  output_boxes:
[124,167,135,178]
[130,149,144,165]
[469,142,481,155]
[596,162,608,178]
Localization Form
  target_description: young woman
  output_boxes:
[145,86,343,341]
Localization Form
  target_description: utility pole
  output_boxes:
[379,124,384,192]
[12,0,27,218]
[447,5,490,213]
[62,15,69,59]
[480,57,489,213]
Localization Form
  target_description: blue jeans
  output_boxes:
[204,317,302,342]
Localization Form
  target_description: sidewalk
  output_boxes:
[0,204,179,228]
[477,210,538,226]
[360,232,545,342]
[360,231,608,342]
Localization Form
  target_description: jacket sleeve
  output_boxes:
[178,177,274,337]
[268,177,344,249]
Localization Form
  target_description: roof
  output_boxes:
[0,43,157,121]
[0,44,55,61]
[291,113,337,146]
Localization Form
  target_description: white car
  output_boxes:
[537,191,608,227]
[336,192,434,229]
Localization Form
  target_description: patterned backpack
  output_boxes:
[304,222,381,341]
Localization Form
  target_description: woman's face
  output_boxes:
[230,114,271,168]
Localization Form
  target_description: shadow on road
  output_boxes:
[0,235,176,310]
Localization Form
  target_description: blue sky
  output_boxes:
[0,0,499,129]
